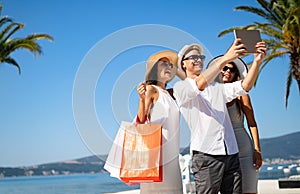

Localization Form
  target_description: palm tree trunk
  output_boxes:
[290,50,300,93]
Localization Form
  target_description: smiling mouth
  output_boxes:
[165,70,171,74]
[193,62,203,68]
[223,73,231,79]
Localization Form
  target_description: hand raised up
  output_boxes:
[137,82,146,100]
[223,38,248,63]
[254,41,267,63]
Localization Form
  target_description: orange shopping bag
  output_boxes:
[120,122,162,184]
[104,121,127,178]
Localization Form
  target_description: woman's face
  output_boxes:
[156,57,176,83]
[221,63,238,83]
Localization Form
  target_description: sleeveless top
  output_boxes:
[227,101,244,129]
[140,85,183,194]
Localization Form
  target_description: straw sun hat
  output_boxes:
[145,50,178,81]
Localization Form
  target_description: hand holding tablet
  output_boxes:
[234,30,262,53]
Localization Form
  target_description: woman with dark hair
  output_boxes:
[136,50,183,194]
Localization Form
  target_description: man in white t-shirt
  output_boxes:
[174,39,266,194]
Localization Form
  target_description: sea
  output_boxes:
[0,173,139,194]
[0,164,299,194]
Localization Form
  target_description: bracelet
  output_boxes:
[254,150,261,154]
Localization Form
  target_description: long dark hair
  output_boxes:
[229,62,243,117]
[145,61,175,99]
[229,62,240,81]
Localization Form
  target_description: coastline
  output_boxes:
[105,180,300,194]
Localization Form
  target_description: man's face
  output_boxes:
[182,49,204,77]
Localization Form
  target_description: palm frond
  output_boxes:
[26,33,54,42]
[253,23,283,39]
[9,39,42,56]
[2,56,21,74]
[0,22,24,42]
[257,0,285,25]
[260,51,287,72]
[235,5,282,27]
[285,70,293,108]
[0,16,13,28]
[284,7,300,38]
[272,1,289,22]
[0,3,54,74]
[218,24,264,37]
[218,27,240,37]
[264,39,288,51]
[0,39,43,59]
[254,50,287,86]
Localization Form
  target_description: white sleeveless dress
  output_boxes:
[140,86,183,194]
[227,102,258,193]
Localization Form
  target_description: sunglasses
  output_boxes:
[183,55,206,62]
[160,61,174,68]
[222,66,237,73]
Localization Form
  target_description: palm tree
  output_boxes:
[0,4,53,74]
[218,0,300,107]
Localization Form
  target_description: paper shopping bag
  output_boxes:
[120,123,162,184]
[104,121,128,178]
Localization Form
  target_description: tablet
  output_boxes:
[234,30,261,53]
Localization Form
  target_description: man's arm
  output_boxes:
[241,41,267,92]
[196,39,247,90]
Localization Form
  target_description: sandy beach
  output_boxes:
[105,180,300,194]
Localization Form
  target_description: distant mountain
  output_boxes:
[260,131,300,159]
[1,131,299,178]
[180,131,300,160]
[0,155,108,178]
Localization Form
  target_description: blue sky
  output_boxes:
[0,0,299,167]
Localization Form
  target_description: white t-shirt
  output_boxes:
[174,78,247,155]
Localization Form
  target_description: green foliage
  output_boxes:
[0,167,25,177]
[0,4,54,74]
[218,0,300,107]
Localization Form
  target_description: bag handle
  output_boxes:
[135,115,151,124]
